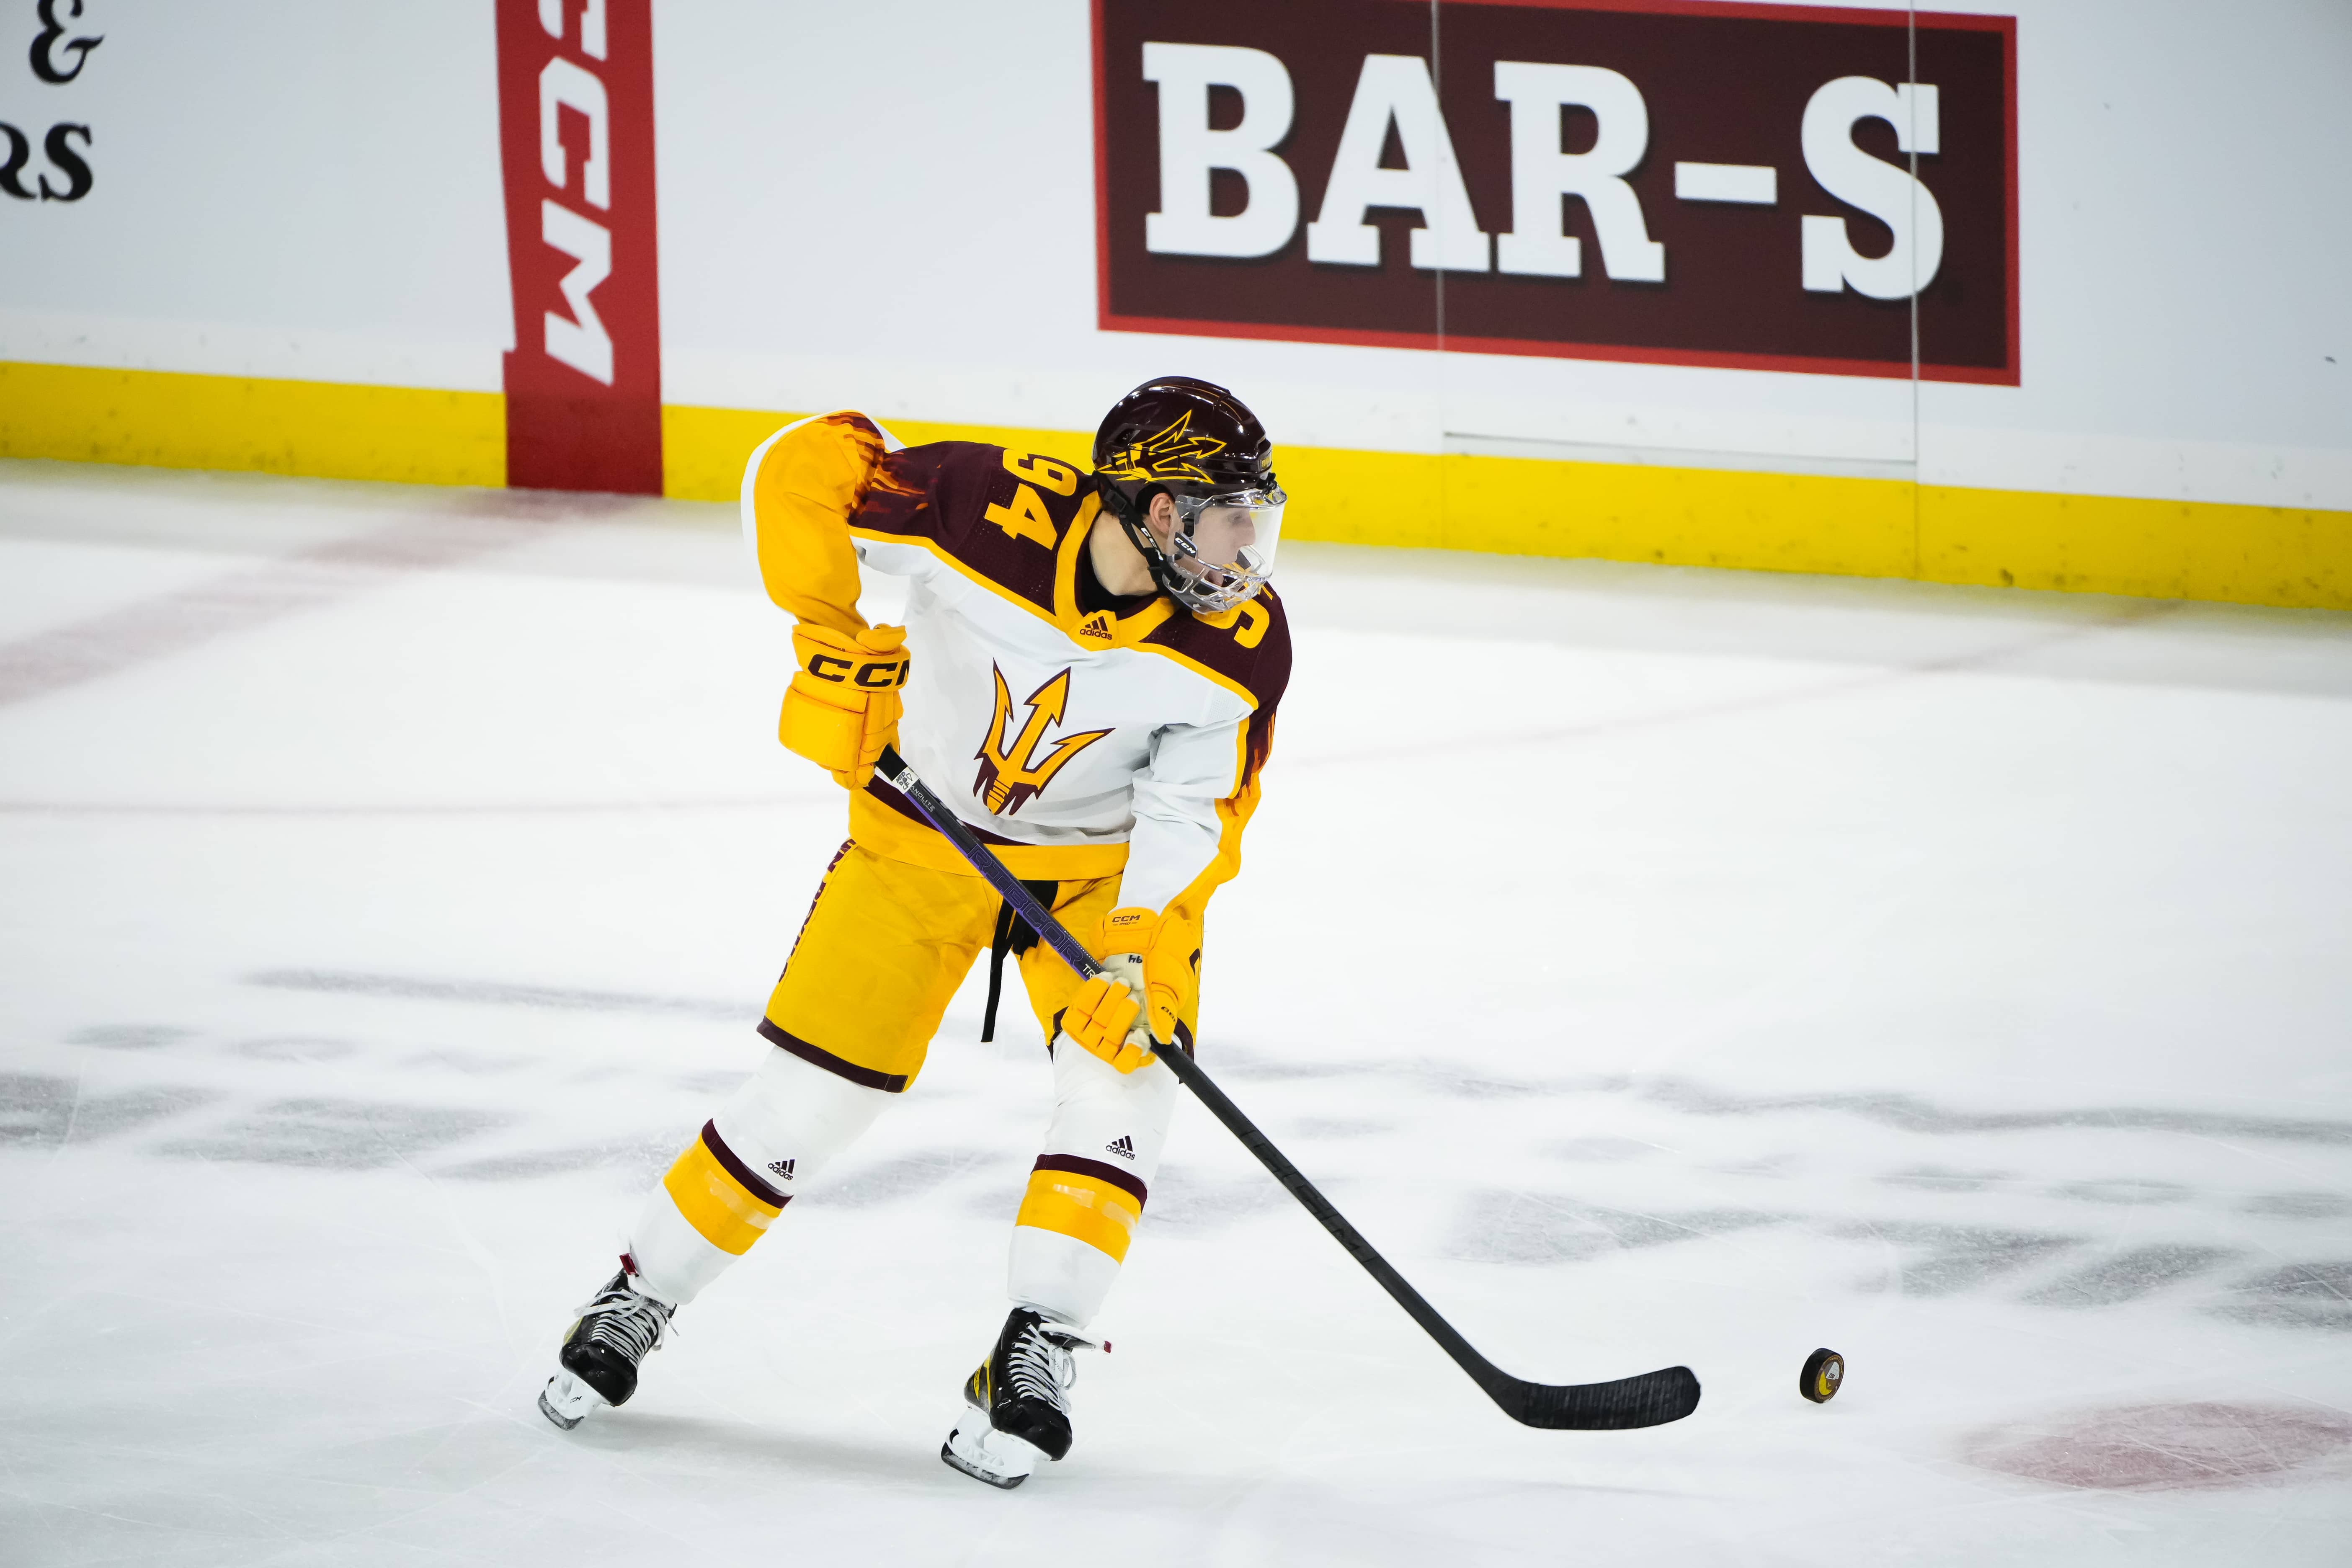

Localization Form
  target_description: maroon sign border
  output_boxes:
[1091,0,2019,386]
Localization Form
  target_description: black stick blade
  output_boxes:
[1497,1365,1701,1430]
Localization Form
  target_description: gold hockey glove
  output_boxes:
[778,622,910,789]
[1063,957,1154,1073]
[1101,905,1193,1047]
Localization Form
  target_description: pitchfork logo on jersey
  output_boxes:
[974,665,1112,816]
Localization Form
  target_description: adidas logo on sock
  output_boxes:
[766,1158,795,1181]
[1105,1135,1135,1161]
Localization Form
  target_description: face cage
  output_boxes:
[1161,488,1283,614]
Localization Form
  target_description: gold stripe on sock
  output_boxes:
[661,1135,782,1256]
[1013,1168,1142,1262]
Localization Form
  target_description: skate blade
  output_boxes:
[940,1418,1042,1489]
[539,1372,603,1431]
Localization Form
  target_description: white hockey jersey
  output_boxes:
[740,412,1289,936]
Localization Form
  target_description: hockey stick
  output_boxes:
[874,745,1700,1431]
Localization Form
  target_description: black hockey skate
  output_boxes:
[538,1264,674,1430]
[940,1307,1105,1488]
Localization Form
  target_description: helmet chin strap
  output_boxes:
[1103,480,1186,601]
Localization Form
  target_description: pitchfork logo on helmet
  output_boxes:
[1096,411,1229,485]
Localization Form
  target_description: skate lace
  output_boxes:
[573,1283,672,1362]
[1006,1321,1091,1411]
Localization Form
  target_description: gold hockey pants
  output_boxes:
[627,841,1194,1323]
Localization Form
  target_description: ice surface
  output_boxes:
[3,459,2350,1565]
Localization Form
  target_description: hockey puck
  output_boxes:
[1799,1347,1844,1404]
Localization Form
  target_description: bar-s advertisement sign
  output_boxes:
[1095,0,2017,383]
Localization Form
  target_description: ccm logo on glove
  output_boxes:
[1058,905,1195,1073]
[779,623,909,789]
[802,653,911,689]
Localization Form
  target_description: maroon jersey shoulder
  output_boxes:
[1145,584,1291,714]
[851,439,1093,615]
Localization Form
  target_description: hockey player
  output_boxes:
[538,378,1292,1488]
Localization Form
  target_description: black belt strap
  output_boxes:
[980,878,1061,1042]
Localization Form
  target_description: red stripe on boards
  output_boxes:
[493,0,663,492]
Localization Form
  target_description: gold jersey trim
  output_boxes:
[848,787,1130,881]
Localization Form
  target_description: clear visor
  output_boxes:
[1167,487,1284,611]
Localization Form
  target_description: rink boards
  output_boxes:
[3,0,2349,611]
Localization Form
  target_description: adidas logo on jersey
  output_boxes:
[1078,614,1112,641]
[1105,1135,1135,1161]
[766,1158,795,1181]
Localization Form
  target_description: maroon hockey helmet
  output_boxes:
[1093,377,1284,614]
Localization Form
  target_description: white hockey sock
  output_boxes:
[627,1045,890,1305]
[1005,1034,1180,1327]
